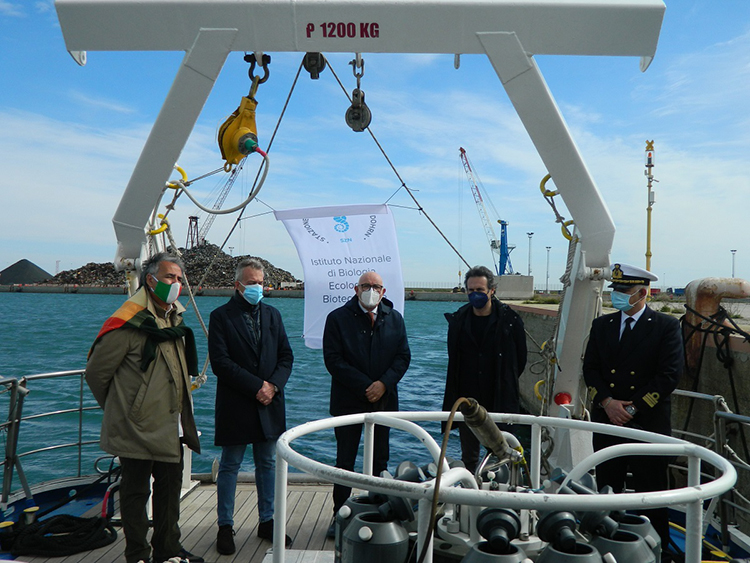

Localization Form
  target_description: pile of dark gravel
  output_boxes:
[181,243,299,288]
[48,262,123,286]
[45,243,299,288]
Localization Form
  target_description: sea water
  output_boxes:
[0,292,465,486]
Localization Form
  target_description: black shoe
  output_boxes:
[169,549,203,563]
[326,519,336,539]
[257,519,293,547]
[216,524,236,555]
[154,547,205,563]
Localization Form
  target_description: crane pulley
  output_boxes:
[217,53,270,171]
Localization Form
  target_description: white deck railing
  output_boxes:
[274,411,736,563]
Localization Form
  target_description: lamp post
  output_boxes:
[731,249,737,278]
[546,246,551,294]
[645,141,656,272]
[229,246,234,257]
[527,232,534,277]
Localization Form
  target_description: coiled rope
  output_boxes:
[680,305,750,460]
[4,514,116,557]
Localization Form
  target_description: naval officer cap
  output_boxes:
[609,263,658,289]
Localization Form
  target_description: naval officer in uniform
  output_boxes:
[583,263,684,558]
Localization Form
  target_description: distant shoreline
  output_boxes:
[0,284,473,302]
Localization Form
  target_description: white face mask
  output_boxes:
[359,288,382,309]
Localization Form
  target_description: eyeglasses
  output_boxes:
[359,283,383,291]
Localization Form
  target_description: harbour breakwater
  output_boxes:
[0,268,536,301]
[0,284,473,301]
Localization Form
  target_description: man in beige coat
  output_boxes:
[86,253,202,563]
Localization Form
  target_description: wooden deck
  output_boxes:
[23,482,336,563]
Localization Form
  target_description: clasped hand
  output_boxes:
[604,398,634,426]
[256,380,276,406]
[365,381,385,403]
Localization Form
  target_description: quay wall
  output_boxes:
[0,284,128,294]
[0,285,481,301]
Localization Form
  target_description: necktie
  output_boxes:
[368,311,375,326]
[620,317,634,347]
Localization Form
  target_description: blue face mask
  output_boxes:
[468,291,489,309]
[611,290,636,312]
[241,283,264,305]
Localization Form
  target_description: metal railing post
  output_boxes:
[418,497,433,563]
[363,416,374,476]
[531,422,542,490]
[715,409,731,550]
[8,381,33,504]
[78,372,85,477]
[1,380,20,506]
[685,455,702,563]
[273,445,288,563]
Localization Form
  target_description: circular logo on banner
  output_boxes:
[333,216,349,232]
[300,214,379,244]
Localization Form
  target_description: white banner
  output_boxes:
[274,204,405,348]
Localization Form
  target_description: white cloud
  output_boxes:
[35,1,52,14]
[0,1,24,16]
[637,29,750,156]
[66,90,138,114]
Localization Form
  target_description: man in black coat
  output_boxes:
[442,265,527,473]
[323,270,411,532]
[583,263,683,554]
[208,258,294,554]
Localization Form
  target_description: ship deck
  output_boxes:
[23,481,336,563]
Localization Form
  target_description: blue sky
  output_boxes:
[1,1,748,288]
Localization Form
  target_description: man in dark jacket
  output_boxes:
[323,271,411,533]
[583,263,683,554]
[209,258,294,554]
[442,265,527,473]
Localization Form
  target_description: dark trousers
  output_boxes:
[593,433,671,551]
[119,453,183,563]
[332,423,390,514]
